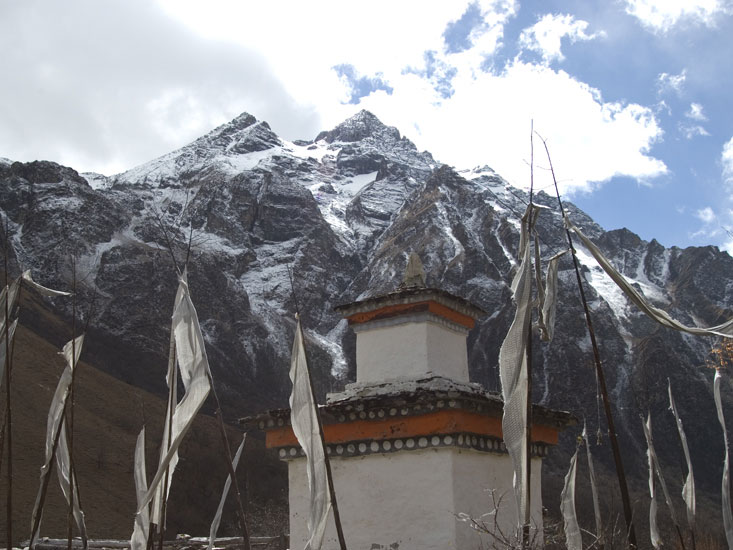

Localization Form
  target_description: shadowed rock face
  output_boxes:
[3,110,733,539]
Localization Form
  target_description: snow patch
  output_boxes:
[283,139,340,163]
[574,245,629,319]
[306,321,349,378]
[82,172,111,190]
[342,171,378,196]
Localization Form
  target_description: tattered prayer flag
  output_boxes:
[131,427,149,550]
[565,215,733,338]
[22,270,71,297]
[0,319,18,390]
[668,380,695,533]
[290,317,331,550]
[714,370,733,547]
[138,273,211,516]
[642,414,662,549]
[582,423,603,544]
[560,448,582,550]
[499,203,541,533]
[208,434,247,550]
[30,335,86,547]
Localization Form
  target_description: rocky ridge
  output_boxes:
[2,109,732,543]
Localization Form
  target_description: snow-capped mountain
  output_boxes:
[2,110,732,542]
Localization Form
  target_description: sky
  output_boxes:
[1,0,732,253]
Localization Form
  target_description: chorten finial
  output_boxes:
[400,252,426,289]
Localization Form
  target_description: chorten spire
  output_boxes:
[400,252,426,289]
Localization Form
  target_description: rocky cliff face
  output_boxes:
[2,110,731,541]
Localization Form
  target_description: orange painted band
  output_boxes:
[265,408,558,448]
[346,301,475,330]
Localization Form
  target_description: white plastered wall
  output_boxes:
[355,320,469,384]
[287,448,544,550]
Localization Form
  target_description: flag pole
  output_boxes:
[521,120,535,548]
[288,266,348,550]
[537,133,637,548]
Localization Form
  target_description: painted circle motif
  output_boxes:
[370,442,380,452]
[418,437,428,448]
[383,441,392,451]
[394,440,404,450]
[406,439,415,449]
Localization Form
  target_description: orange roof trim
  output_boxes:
[346,300,476,330]
[266,408,559,448]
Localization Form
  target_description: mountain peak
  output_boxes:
[316,110,400,143]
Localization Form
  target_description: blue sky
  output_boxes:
[1,0,732,252]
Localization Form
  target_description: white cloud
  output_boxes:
[0,0,667,198]
[679,123,710,139]
[657,70,687,95]
[624,0,731,33]
[696,206,716,223]
[686,102,707,121]
[518,14,604,64]
[357,59,666,195]
[723,137,733,184]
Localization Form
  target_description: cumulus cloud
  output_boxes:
[679,124,710,140]
[0,0,318,175]
[357,59,666,195]
[696,206,716,223]
[723,137,733,184]
[518,14,604,64]
[624,0,731,33]
[0,0,666,199]
[686,102,707,120]
[657,70,687,95]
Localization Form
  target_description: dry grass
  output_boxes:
[0,291,287,542]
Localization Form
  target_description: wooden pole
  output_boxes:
[210,384,251,550]
[4,219,13,550]
[29,396,72,549]
[538,134,638,548]
[299,320,348,550]
[67,258,77,550]
[521,121,535,549]
[288,267,348,550]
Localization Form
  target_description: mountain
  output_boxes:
[2,109,732,545]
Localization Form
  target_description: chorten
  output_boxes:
[241,254,573,549]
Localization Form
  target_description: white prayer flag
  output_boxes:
[714,370,733,547]
[668,380,695,533]
[208,434,247,550]
[290,317,331,550]
[30,335,86,547]
[560,447,582,550]
[565,215,733,338]
[22,270,71,297]
[642,414,662,549]
[131,427,150,550]
[138,273,211,515]
[582,423,603,544]
[499,203,541,534]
